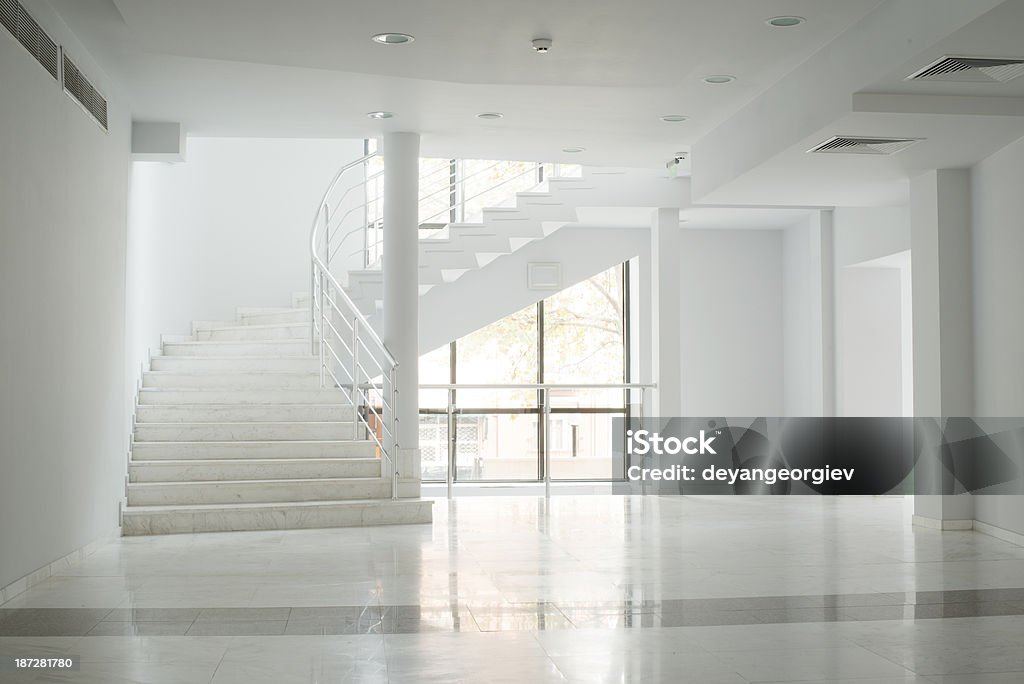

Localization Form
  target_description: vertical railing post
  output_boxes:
[390,365,399,500]
[318,272,326,388]
[543,387,551,498]
[351,317,360,440]
[447,387,455,499]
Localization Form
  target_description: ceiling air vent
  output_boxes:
[807,136,921,156]
[907,55,1024,83]
[63,52,109,131]
[0,0,59,80]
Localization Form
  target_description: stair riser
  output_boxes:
[127,480,392,506]
[239,310,308,326]
[134,423,356,442]
[195,325,310,342]
[150,357,319,372]
[136,405,351,423]
[129,460,380,482]
[137,389,342,405]
[143,373,320,389]
[132,441,376,460]
[122,500,432,536]
[163,341,310,357]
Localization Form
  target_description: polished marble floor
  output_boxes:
[2,495,1024,682]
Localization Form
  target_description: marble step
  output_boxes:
[128,457,380,482]
[126,477,392,506]
[163,340,310,357]
[134,421,356,442]
[239,309,308,326]
[142,371,320,389]
[137,388,344,405]
[136,404,351,423]
[132,440,376,461]
[150,356,319,372]
[194,322,310,342]
[122,498,433,536]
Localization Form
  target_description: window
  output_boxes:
[419,263,630,482]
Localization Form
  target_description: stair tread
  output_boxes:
[130,457,378,466]
[202,322,308,331]
[123,498,429,513]
[133,439,374,446]
[138,403,347,408]
[135,421,354,427]
[127,476,386,487]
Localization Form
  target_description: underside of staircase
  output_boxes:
[121,293,432,536]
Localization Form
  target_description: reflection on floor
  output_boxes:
[2,496,1024,682]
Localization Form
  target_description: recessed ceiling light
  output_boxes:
[703,74,736,84]
[477,112,504,120]
[371,33,415,45]
[660,114,688,123]
[562,146,585,153]
[766,16,805,27]
[366,111,394,119]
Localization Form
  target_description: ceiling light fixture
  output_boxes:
[366,111,394,119]
[766,16,805,27]
[703,74,736,84]
[371,33,415,45]
[660,114,688,123]
[562,146,585,153]
[477,112,504,120]
[532,38,553,53]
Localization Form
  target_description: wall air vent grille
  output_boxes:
[807,136,921,156]
[63,52,108,130]
[0,0,59,80]
[907,55,1024,83]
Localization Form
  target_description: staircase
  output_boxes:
[341,165,683,327]
[121,293,432,536]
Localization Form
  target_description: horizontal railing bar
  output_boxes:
[420,383,656,390]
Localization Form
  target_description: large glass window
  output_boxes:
[420,263,629,483]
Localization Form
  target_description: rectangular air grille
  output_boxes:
[907,55,1024,83]
[63,52,109,130]
[0,0,59,80]
[808,136,921,156]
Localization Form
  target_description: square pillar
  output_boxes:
[910,168,974,527]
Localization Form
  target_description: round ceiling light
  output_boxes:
[766,16,805,27]
[562,146,585,153]
[366,111,394,119]
[660,114,688,123]
[703,74,736,84]
[371,33,415,45]
[477,112,504,120]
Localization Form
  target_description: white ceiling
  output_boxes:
[48,0,883,166]
[688,0,1024,207]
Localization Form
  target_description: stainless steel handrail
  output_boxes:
[310,151,400,500]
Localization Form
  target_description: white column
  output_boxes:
[382,132,420,498]
[812,210,836,417]
[910,168,974,527]
[651,208,682,416]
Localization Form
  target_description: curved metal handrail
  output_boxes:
[309,151,399,500]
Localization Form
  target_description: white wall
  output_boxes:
[0,4,131,590]
[678,229,784,416]
[831,206,911,417]
[970,135,1024,534]
[126,136,363,370]
[836,267,904,416]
